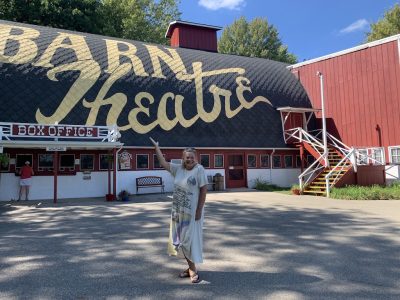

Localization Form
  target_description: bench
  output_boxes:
[136,176,165,194]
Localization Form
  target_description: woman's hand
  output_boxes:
[149,137,159,148]
[195,208,202,221]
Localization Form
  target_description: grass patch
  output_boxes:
[330,183,400,200]
[254,178,291,193]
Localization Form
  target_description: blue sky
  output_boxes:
[179,0,399,61]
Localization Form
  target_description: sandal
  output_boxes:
[178,268,190,278]
[190,272,201,284]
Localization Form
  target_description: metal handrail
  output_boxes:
[325,148,354,197]
[299,155,326,190]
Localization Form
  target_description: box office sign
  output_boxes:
[13,124,98,138]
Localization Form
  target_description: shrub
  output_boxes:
[254,178,288,192]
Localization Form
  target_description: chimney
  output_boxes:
[165,20,222,52]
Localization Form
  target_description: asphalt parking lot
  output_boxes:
[1,191,400,299]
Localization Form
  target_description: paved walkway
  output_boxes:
[1,191,400,299]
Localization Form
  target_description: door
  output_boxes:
[283,112,304,143]
[226,154,246,188]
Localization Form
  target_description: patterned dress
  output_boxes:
[167,163,207,263]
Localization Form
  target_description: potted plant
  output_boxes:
[0,153,9,168]
[118,190,130,201]
[291,184,301,195]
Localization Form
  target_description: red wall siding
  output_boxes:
[293,40,400,162]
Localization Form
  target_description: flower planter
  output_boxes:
[106,194,115,201]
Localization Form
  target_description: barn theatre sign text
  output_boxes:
[0,23,273,134]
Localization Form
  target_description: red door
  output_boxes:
[225,154,246,188]
[283,112,304,143]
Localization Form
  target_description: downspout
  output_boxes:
[317,71,329,197]
[114,145,123,199]
[270,149,276,184]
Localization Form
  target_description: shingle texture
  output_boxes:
[0,20,311,148]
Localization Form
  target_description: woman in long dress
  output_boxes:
[151,138,207,284]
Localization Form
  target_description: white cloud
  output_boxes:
[198,0,246,10]
[339,19,369,34]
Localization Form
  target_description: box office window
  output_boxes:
[99,154,114,170]
[247,154,256,168]
[200,154,210,168]
[38,154,53,170]
[214,154,224,168]
[284,155,293,168]
[273,155,281,168]
[60,154,75,170]
[153,154,165,169]
[390,147,400,164]
[137,154,149,169]
[16,154,33,169]
[260,154,269,168]
[80,154,94,170]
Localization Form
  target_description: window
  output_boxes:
[38,154,53,170]
[136,154,149,169]
[247,154,256,168]
[200,154,210,168]
[306,155,315,167]
[99,154,114,170]
[170,159,182,164]
[60,154,75,170]
[260,154,269,168]
[273,155,281,168]
[357,149,368,165]
[0,153,10,172]
[16,154,33,169]
[371,148,384,165]
[390,147,400,164]
[80,154,94,170]
[284,155,293,168]
[296,155,301,168]
[214,154,224,168]
[153,154,164,169]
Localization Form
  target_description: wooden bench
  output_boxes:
[136,176,165,194]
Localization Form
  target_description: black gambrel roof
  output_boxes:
[0,20,311,148]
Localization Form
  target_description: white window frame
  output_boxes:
[38,153,54,171]
[260,154,269,168]
[247,154,257,168]
[60,154,75,171]
[214,154,224,168]
[389,146,400,164]
[99,154,114,171]
[200,154,210,168]
[136,154,149,170]
[153,154,165,169]
[272,155,281,168]
[284,155,293,168]
[80,154,95,171]
[16,154,33,170]
[370,147,385,165]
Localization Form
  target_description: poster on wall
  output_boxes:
[119,151,132,170]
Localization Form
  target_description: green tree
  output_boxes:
[366,3,400,42]
[0,0,180,44]
[0,0,103,34]
[100,0,180,44]
[218,17,297,64]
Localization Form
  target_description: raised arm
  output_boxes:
[150,137,171,172]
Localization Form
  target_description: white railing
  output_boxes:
[325,148,354,197]
[299,155,325,190]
